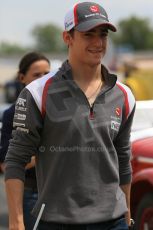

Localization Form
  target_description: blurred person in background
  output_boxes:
[0,51,50,229]
[0,78,24,171]
[3,77,24,104]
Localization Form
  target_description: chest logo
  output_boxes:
[115,107,121,117]
[111,120,120,132]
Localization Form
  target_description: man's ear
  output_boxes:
[63,31,73,46]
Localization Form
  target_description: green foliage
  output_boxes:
[146,31,153,48]
[0,42,26,55]
[111,16,153,51]
[31,23,66,53]
[1,18,153,55]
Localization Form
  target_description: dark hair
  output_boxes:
[68,28,75,37]
[18,52,50,75]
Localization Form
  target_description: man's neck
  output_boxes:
[68,59,104,103]
[68,59,102,84]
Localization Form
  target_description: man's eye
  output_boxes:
[84,33,92,36]
[100,32,108,37]
[100,31,108,36]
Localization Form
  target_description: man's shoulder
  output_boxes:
[26,69,58,92]
[116,81,135,100]
[25,69,59,112]
[116,81,136,117]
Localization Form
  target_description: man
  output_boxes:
[1,52,50,230]
[5,2,135,230]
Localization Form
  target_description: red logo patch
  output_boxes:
[90,5,99,13]
[115,107,121,117]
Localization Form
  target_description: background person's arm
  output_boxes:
[5,179,25,230]
[0,105,15,173]
[0,162,5,172]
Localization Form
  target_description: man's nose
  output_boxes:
[92,35,103,46]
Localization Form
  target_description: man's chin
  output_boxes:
[90,58,102,66]
[88,61,101,68]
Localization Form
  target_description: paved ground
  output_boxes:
[0,174,8,230]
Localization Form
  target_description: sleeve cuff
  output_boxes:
[4,166,25,182]
[120,173,132,185]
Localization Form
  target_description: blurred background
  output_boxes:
[1,0,153,229]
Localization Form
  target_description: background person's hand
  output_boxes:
[0,162,5,173]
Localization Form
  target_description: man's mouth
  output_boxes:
[88,49,102,53]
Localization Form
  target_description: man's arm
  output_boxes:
[115,106,135,225]
[120,183,131,226]
[114,99,136,226]
[1,156,35,173]
[4,88,43,230]
[5,179,25,230]
[25,156,35,169]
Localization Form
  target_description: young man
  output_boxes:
[5,2,135,230]
[1,52,50,230]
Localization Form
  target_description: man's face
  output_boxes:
[64,26,108,67]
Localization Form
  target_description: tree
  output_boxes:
[0,42,26,55]
[31,23,66,53]
[111,16,153,51]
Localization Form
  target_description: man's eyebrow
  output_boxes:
[86,28,108,33]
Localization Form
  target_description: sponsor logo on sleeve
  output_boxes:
[16,98,27,112]
[14,113,26,121]
[16,98,26,107]
[13,122,25,128]
[16,127,29,133]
